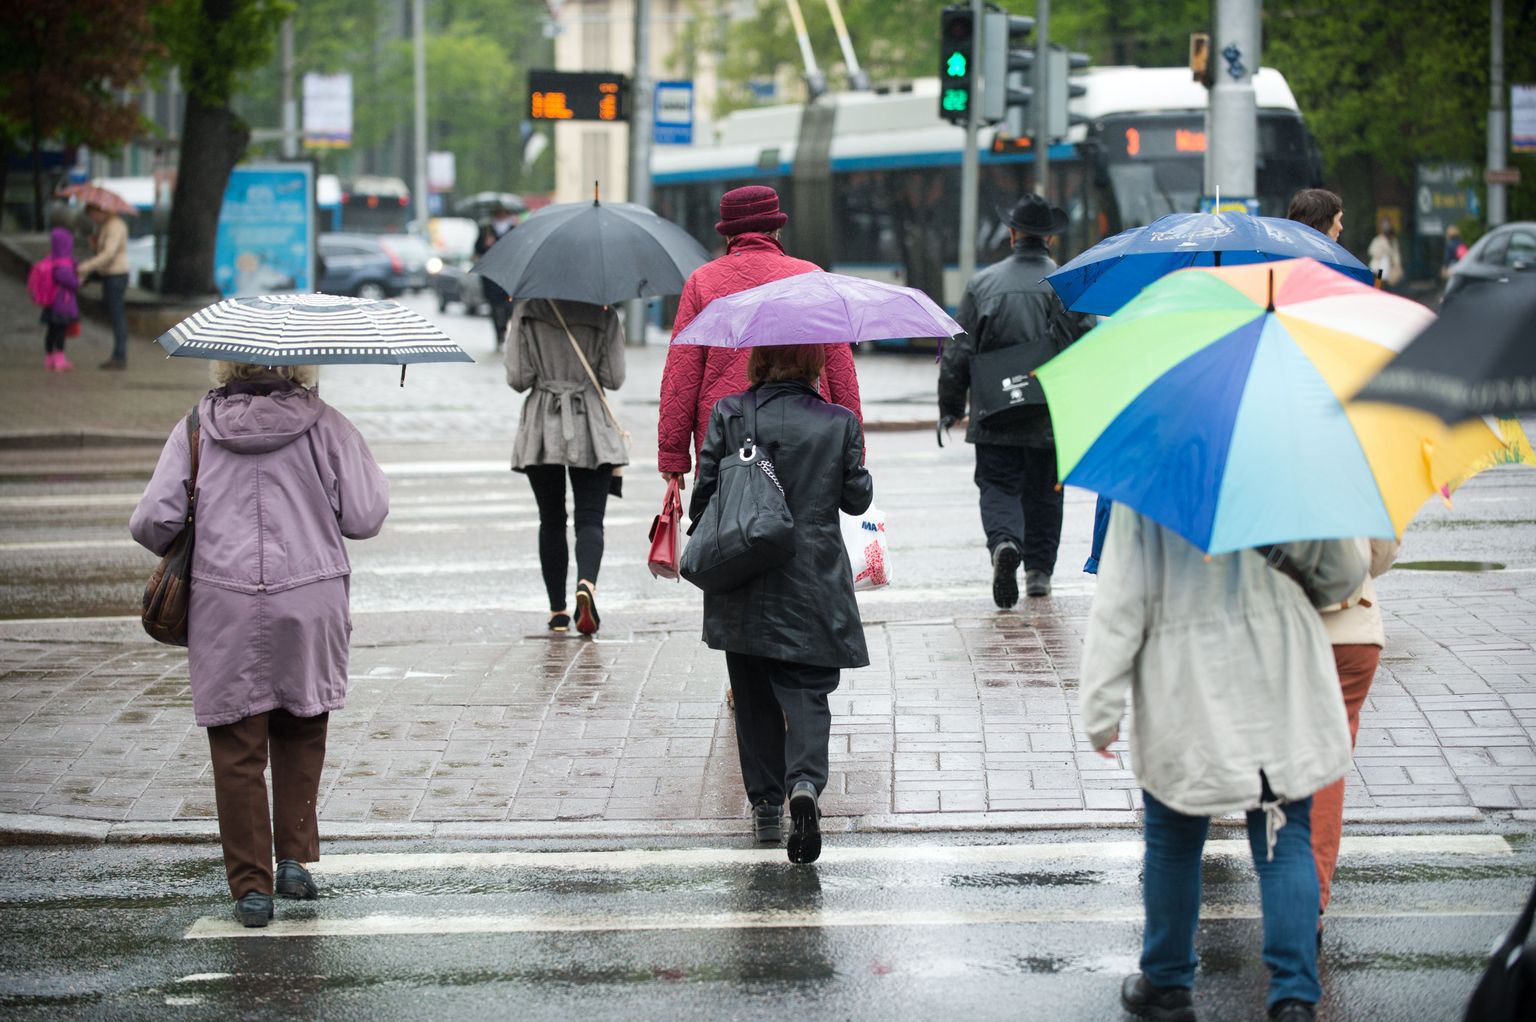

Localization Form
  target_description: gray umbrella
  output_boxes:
[473,199,710,306]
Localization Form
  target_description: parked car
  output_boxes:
[317,233,412,300]
[425,217,488,313]
[378,233,433,292]
[1442,220,1536,307]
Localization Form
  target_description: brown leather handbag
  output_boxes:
[142,406,201,646]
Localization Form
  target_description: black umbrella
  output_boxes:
[1354,278,1536,422]
[472,198,709,306]
[454,191,527,219]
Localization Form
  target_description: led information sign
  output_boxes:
[1109,121,1208,160]
[528,70,628,122]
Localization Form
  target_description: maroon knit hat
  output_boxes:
[714,185,788,237]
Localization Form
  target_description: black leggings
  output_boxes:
[524,465,613,611]
[44,320,67,354]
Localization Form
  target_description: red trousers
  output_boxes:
[206,709,329,899]
[1311,644,1382,912]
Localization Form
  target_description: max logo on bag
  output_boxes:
[858,520,885,533]
[1000,375,1035,407]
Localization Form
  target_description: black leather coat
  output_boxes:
[938,237,1092,447]
[690,380,874,669]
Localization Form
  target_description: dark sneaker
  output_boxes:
[574,582,600,635]
[991,541,1021,609]
[787,781,822,864]
[275,859,318,900]
[752,802,783,844]
[234,891,274,928]
[1268,1001,1315,1022]
[547,612,571,633]
[1025,569,1052,598]
[98,358,126,371]
[1120,974,1196,1021]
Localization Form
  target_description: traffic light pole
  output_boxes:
[1206,0,1258,204]
[1033,0,1049,199]
[959,0,983,282]
[1488,0,1507,227]
[626,0,654,343]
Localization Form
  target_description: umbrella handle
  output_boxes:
[400,365,407,388]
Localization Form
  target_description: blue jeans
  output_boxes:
[101,273,129,360]
[1141,789,1320,1008]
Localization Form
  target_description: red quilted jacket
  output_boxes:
[658,233,863,474]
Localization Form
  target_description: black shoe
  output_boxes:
[752,802,783,844]
[1120,974,1196,1021]
[275,859,318,900]
[98,358,126,371]
[787,781,822,864]
[547,612,571,633]
[234,891,274,928]
[991,541,1021,609]
[574,582,600,635]
[1268,1001,1314,1022]
[1025,569,1051,598]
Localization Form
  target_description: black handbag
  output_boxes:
[142,406,200,646]
[1463,876,1536,1021]
[680,390,796,594]
[969,344,1048,428]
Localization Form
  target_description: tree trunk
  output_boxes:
[160,93,250,296]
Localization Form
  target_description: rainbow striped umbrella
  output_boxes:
[1034,258,1519,553]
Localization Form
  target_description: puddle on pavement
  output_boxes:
[946,870,1102,889]
[1392,560,1506,572]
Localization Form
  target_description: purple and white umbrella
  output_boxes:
[670,272,962,349]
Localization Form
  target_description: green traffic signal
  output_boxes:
[942,88,969,112]
[945,51,968,78]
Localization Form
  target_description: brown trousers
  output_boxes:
[207,709,329,899]
[1311,643,1382,913]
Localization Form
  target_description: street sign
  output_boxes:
[527,70,628,122]
[1514,85,1536,154]
[302,73,352,149]
[654,80,693,145]
[1485,167,1522,186]
[1415,162,1477,237]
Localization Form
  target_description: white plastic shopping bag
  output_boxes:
[841,505,891,591]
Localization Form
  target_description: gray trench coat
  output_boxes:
[505,299,628,471]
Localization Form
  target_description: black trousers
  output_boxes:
[489,295,513,349]
[724,652,839,806]
[101,273,129,360]
[973,441,1064,576]
[525,464,612,611]
[43,320,67,354]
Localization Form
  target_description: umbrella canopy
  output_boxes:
[473,199,709,306]
[454,191,527,218]
[156,294,473,367]
[670,272,963,349]
[1046,212,1372,315]
[1033,258,1513,553]
[1353,278,1536,422]
[56,183,136,216]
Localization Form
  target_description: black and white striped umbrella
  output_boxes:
[155,294,473,367]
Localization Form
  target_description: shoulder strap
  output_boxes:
[1255,544,1308,592]
[741,388,759,454]
[184,405,202,523]
[547,300,627,437]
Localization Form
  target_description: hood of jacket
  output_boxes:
[50,227,73,260]
[200,379,325,454]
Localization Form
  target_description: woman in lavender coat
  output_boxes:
[131,363,388,927]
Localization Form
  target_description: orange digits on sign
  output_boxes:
[532,91,573,119]
[1125,127,1140,157]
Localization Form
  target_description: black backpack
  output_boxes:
[1464,877,1536,1021]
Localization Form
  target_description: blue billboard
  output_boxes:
[214,164,316,296]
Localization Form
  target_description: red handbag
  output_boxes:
[647,477,683,580]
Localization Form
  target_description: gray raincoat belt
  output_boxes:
[537,380,589,462]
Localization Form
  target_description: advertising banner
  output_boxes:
[303,73,353,149]
[214,164,316,297]
[1415,163,1477,238]
[1513,85,1536,154]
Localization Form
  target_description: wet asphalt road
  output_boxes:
[0,829,1529,1020]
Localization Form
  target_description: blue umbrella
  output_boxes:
[1045,212,1374,316]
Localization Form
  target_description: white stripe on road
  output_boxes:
[307,835,1512,877]
[0,539,138,551]
[184,904,1518,941]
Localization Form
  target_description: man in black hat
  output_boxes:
[938,194,1090,606]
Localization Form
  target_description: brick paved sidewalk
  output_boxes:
[3,578,1533,841]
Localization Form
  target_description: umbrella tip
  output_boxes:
[400,364,407,388]
[593,181,600,206]
[1266,267,1275,312]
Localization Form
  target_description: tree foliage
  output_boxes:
[0,0,163,226]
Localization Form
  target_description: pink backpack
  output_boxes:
[27,258,57,308]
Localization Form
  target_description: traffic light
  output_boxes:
[1045,46,1089,140]
[938,6,975,124]
[981,10,1035,126]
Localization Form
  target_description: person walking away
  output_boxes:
[1080,505,1367,1022]
[33,227,80,371]
[938,194,1091,606]
[506,299,627,635]
[130,363,389,927]
[1311,538,1398,938]
[690,343,872,861]
[1441,225,1468,281]
[1367,218,1404,290]
[658,185,862,491]
[1286,189,1344,242]
[78,202,130,370]
[476,203,519,351]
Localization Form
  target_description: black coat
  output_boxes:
[690,380,874,669]
[938,237,1092,447]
